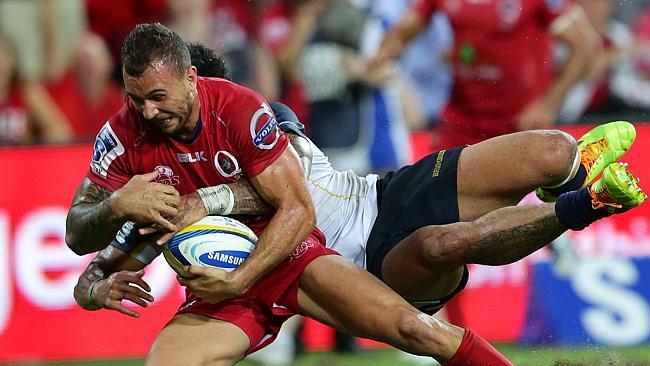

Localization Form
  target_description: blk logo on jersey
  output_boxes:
[250,103,279,150]
[177,151,208,163]
[154,165,180,186]
[91,122,125,178]
[214,150,242,179]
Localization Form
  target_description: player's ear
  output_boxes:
[187,65,197,87]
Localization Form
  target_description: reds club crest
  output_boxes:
[290,240,315,261]
[249,103,280,150]
[154,165,180,186]
[214,150,242,179]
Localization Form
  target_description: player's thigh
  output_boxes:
[381,225,467,301]
[146,313,249,366]
[296,255,463,359]
[456,130,576,221]
[298,256,413,334]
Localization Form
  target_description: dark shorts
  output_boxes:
[365,147,466,311]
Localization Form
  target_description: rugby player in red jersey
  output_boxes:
[66,24,515,365]
[369,0,598,149]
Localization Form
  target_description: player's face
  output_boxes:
[123,61,198,136]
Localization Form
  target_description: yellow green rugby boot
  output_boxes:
[589,162,646,214]
[536,121,636,202]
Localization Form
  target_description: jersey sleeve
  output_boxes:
[270,101,307,138]
[537,0,574,26]
[411,0,439,22]
[224,87,289,178]
[86,105,134,192]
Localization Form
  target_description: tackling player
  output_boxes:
[79,42,645,316]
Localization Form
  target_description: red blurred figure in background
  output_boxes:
[369,0,598,150]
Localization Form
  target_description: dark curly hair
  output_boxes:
[121,23,191,78]
[187,42,229,80]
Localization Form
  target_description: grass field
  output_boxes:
[12,345,650,366]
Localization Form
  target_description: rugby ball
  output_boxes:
[163,216,257,277]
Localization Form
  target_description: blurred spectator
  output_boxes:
[0,36,71,145]
[46,33,125,142]
[258,0,326,126]
[166,0,276,94]
[293,1,413,173]
[86,0,168,82]
[0,0,86,82]
[558,0,635,123]
[368,0,598,150]
[608,6,650,112]
[371,0,453,127]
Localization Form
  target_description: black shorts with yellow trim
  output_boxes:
[366,146,466,279]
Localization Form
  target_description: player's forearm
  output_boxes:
[66,179,126,255]
[74,262,106,311]
[66,199,126,255]
[545,7,598,110]
[229,180,273,215]
[236,201,316,286]
[543,45,592,110]
[74,246,145,310]
[276,9,319,80]
[372,10,424,66]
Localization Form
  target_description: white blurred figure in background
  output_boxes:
[609,6,650,113]
[557,0,635,124]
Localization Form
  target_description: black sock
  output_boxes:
[544,164,588,197]
[555,187,611,231]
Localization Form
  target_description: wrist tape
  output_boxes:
[197,184,235,216]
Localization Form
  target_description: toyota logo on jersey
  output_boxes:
[249,103,279,150]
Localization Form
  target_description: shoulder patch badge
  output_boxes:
[249,103,280,150]
[90,122,125,178]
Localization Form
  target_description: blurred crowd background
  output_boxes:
[1,0,650,176]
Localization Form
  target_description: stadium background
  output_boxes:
[2,0,650,365]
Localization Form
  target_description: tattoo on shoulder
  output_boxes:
[75,179,112,205]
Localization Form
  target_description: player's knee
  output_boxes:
[417,225,473,265]
[533,130,577,178]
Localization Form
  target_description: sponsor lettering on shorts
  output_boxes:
[432,150,446,177]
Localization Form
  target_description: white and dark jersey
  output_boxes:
[306,138,378,268]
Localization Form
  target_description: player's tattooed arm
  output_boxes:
[74,245,153,317]
[67,173,181,254]
[229,179,273,214]
[66,178,125,255]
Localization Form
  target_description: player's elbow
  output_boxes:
[300,203,317,230]
[65,227,95,256]
[66,234,89,256]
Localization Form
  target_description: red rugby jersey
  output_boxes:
[86,77,288,235]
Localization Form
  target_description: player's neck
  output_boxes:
[175,97,201,139]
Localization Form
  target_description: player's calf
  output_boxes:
[397,311,514,365]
